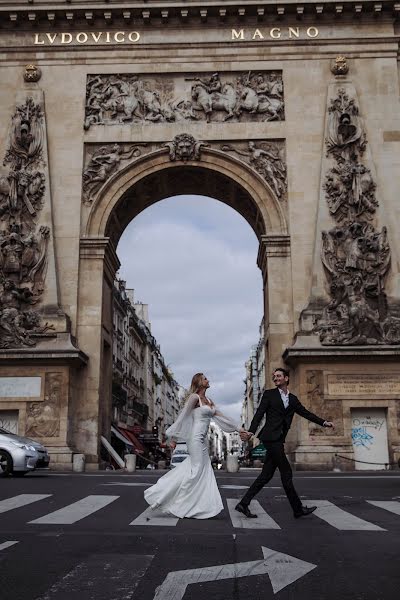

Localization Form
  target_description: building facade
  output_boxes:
[111,278,182,457]
[0,1,399,470]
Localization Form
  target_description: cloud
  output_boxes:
[117,196,263,423]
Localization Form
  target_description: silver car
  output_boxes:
[0,427,50,477]
[170,442,189,468]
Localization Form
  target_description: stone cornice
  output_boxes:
[1,1,399,27]
[283,343,400,365]
[80,236,121,278]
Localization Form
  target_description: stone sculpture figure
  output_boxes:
[26,373,61,438]
[325,89,365,162]
[82,144,143,202]
[164,134,208,162]
[191,80,238,122]
[221,141,287,199]
[83,71,285,128]
[0,98,53,348]
[316,88,399,345]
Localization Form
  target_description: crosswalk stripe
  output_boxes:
[29,495,119,525]
[0,494,51,514]
[226,498,281,529]
[102,482,151,487]
[0,541,19,551]
[130,506,179,527]
[367,501,400,516]
[309,500,385,530]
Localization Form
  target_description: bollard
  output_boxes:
[226,454,239,473]
[332,454,341,473]
[72,453,85,473]
[125,454,136,473]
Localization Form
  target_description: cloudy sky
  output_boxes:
[117,195,263,424]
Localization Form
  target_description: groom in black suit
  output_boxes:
[236,368,334,519]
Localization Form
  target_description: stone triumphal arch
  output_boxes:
[0,0,400,470]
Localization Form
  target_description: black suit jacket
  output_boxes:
[248,387,325,443]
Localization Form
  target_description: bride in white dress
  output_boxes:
[144,373,242,519]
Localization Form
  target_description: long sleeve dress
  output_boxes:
[143,394,240,519]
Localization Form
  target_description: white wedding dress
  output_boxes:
[144,394,239,519]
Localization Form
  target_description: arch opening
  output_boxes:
[84,149,287,245]
[106,166,265,247]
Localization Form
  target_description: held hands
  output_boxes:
[169,440,177,450]
[323,421,334,429]
[239,429,252,442]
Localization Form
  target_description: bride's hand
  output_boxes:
[169,441,177,450]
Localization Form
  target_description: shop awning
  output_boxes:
[111,425,145,454]
[111,425,134,447]
[119,428,145,454]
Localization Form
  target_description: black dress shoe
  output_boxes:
[235,502,258,518]
[294,505,317,519]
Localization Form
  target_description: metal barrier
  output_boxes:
[335,453,399,469]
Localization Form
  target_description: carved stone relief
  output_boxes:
[330,56,349,77]
[83,137,287,205]
[164,133,209,162]
[315,89,400,345]
[82,143,146,204]
[221,141,287,200]
[26,372,61,438]
[0,97,53,348]
[306,370,343,436]
[84,71,284,129]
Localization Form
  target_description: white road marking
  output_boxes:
[221,485,280,489]
[130,506,179,527]
[153,546,316,598]
[0,494,51,514]
[309,500,385,530]
[367,501,400,516]
[29,495,119,525]
[101,482,151,487]
[226,498,280,529]
[300,476,400,479]
[0,541,19,551]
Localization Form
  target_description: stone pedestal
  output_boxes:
[0,336,88,470]
[284,338,400,470]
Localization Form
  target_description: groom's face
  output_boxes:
[272,370,288,387]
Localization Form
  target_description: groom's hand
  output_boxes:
[240,430,252,441]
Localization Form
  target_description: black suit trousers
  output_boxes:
[241,442,302,514]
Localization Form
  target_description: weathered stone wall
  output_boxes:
[0,1,399,468]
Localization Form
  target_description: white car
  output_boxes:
[0,427,50,477]
[170,442,189,468]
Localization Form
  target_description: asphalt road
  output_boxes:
[0,469,399,600]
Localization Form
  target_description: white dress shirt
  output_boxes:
[278,387,290,409]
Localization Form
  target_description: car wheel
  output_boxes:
[12,471,27,477]
[0,450,13,477]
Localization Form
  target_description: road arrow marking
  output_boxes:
[153,546,316,598]
[0,541,19,552]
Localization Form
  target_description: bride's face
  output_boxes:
[200,375,210,390]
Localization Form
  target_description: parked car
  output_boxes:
[170,442,189,469]
[0,427,50,477]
